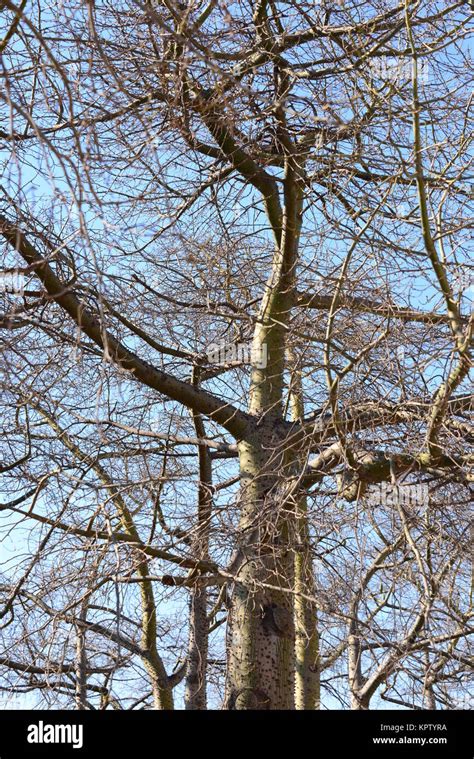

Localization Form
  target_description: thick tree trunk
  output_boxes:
[225,433,296,709]
[225,150,304,709]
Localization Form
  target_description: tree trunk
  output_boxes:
[225,150,304,709]
[294,495,320,710]
[348,623,369,710]
[225,432,296,709]
[185,586,208,710]
[289,354,320,710]
[185,380,212,709]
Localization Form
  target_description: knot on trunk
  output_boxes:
[228,687,271,710]
[261,602,292,637]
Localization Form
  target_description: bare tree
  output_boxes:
[0,0,472,710]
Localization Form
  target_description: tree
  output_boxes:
[0,0,472,710]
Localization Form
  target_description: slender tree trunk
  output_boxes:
[139,568,174,710]
[294,495,320,710]
[185,373,212,709]
[185,586,208,710]
[348,621,369,710]
[75,617,88,710]
[289,354,320,710]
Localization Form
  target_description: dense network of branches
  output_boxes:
[0,0,472,710]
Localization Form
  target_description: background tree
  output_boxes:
[0,0,472,710]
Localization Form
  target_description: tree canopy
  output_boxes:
[0,0,472,710]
